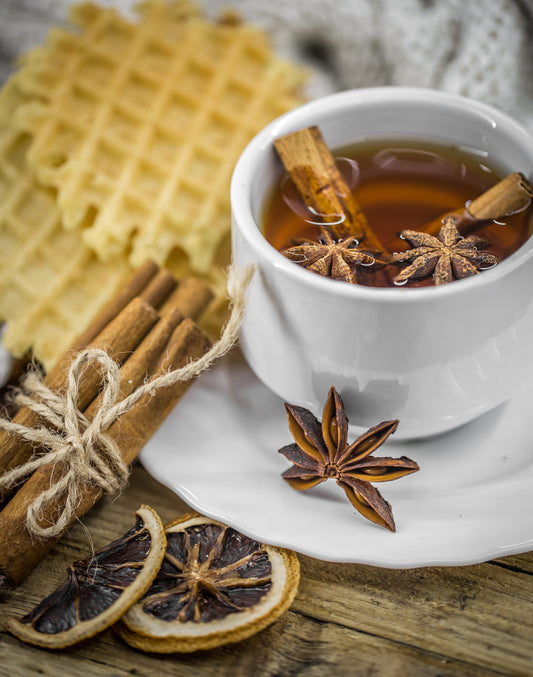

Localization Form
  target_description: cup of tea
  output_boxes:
[230,87,533,439]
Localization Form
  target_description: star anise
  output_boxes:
[278,387,419,532]
[392,216,498,286]
[282,227,387,284]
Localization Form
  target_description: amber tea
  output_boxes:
[263,137,533,288]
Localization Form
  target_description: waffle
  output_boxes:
[0,78,227,368]
[12,1,306,273]
[0,78,132,369]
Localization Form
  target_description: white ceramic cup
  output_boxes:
[231,87,533,439]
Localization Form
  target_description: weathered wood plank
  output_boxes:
[492,553,533,575]
[294,556,533,676]
[1,466,531,677]
[0,605,507,677]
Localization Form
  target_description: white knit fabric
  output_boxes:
[0,0,532,130]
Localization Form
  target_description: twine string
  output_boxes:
[0,264,255,538]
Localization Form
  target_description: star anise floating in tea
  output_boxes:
[272,127,533,288]
[282,227,387,284]
[278,387,419,531]
[392,216,498,286]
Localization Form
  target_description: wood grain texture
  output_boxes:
[1,465,531,677]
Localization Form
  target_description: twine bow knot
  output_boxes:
[0,264,255,539]
[0,349,133,538]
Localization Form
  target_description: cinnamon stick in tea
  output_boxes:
[467,171,533,222]
[274,126,388,253]
[424,172,533,237]
[0,318,210,588]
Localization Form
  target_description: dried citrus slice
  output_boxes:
[6,505,166,649]
[117,513,300,653]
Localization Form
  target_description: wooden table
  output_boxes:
[0,464,531,676]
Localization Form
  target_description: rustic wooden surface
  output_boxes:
[0,464,532,677]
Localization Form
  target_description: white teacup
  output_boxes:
[230,87,533,439]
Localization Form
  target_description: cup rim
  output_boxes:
[231,86,533,302]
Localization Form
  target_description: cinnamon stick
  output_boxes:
[0,268,214,495]
[424,172,533,237]
[160,277,214,320]
[468,172,533,220]
[70,261,181,356]
[274,126,388,253]
[0,319,210,588]
[71,259,159,352]
[115,319,211,463]
[0,297,159,502]
[0,261,170,420]
[139,268,177,309]
[83,307,185,419]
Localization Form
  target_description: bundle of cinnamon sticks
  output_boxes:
[0,260,214,590]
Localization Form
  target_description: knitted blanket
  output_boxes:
[1,0,532,129]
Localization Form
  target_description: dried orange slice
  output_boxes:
[117,513,300,653]
[6,505,166,649]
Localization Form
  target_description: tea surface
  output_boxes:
[262,137,533,287]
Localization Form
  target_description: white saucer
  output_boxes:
[140,349,533,568]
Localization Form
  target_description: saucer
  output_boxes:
[140,349,533,567]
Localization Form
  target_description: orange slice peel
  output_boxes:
[5,505,166,649]
[116,513,300,653]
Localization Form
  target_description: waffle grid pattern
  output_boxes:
[0,1,305,368]
[14,1,306,272]
[0,81,130,367]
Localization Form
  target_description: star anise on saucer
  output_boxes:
[282,227,387,284]
[392,216,498,286]
[278,387,419,532]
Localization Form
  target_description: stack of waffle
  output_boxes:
[0,0,305,370]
